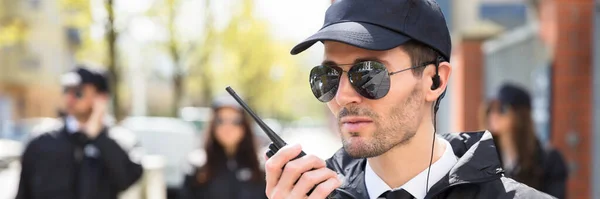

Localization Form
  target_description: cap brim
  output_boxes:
[60,72,82,87]
[291,21,411,55]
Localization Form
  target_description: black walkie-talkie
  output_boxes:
[225,86,306,160]
[226,86,334,197]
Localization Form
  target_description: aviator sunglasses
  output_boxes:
[63,87,85,99]
[215,117,243,126]
[309,59,437,102]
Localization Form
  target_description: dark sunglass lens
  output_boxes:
[75,89,84,99]
[309,65,341,102]
[216,118,243,126]
[348,61,390,99]
[63,87,84,99]
[233,118,243,125]
[500,104,510,114]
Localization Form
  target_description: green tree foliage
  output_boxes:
[185,0,217,107]
[58,0,123,121]
[145,0,216,116]
[213,0,324,121]
[60,0,107,64]
[52,0,327,122]
[0,0,28,48]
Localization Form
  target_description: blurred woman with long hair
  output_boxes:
[181,95,267,199]
[482,83,567,198]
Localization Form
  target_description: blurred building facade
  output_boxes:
[0,0,76,120]
[447,0,598,198]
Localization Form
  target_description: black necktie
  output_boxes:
[378,189,414,199]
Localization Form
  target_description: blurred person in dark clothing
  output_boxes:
[16,66,143,199]
[180,95,267,199]
[483,83,568,198]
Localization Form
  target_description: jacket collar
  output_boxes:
[326,131,504,199]
[425,131,504,198]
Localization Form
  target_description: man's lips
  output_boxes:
[340,117,373,132]
[340,116,373,123]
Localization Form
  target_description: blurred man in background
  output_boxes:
[16,66,143,199]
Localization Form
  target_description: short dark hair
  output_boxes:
[400,40,441,77]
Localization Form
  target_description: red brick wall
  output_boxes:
[551,0,595,198]
[451,39,486,132]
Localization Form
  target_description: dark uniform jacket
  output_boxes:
[325,131,556,199]
[502,141,568,199]
[180,151,268,199]
[15,124,143,199]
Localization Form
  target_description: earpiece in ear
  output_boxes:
[431,56,444,90]
[431,75,441,90]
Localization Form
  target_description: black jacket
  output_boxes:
[502,142,568,199]
[15,124,143,199]
[180,158,268,199]
[324,131,555,199]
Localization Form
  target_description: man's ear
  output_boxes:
[425,61,451,102]
[437,61,451,91]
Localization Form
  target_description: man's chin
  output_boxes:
[342,138,385,158]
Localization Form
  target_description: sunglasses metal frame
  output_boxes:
[215,117,243,126]
[332,60,435,76]
[310,60,437,102]
[63,87,85,99]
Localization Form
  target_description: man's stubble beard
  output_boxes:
[340,85,424,158]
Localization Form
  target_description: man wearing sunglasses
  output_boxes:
[16,66,143,199]
[264,0,554,199]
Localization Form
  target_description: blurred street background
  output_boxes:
[0,0,599,199]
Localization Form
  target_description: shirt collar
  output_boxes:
[65,115,79,134]
[365,139,458,199]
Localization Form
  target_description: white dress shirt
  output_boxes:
[365,139,458,199]
[65,115,80,134]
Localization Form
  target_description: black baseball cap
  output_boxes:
[490,83,532,109]
[60,65,110,94]
[290,0,452,61]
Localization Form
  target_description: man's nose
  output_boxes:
[64,93,77,103]
[334,73,362,107]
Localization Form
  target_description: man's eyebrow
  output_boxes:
[321,57,386,66]
[354,57,384,64]
[321,60,337,66]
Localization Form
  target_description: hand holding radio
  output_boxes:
[264,144,341,199]
[225,87,341,199]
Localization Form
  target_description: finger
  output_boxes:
[265,144,303,197]
[93,95,108,105]
[277,155,326,194]
[289,167,338,199]
[306,176,342,199]
[93,97,108,114]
